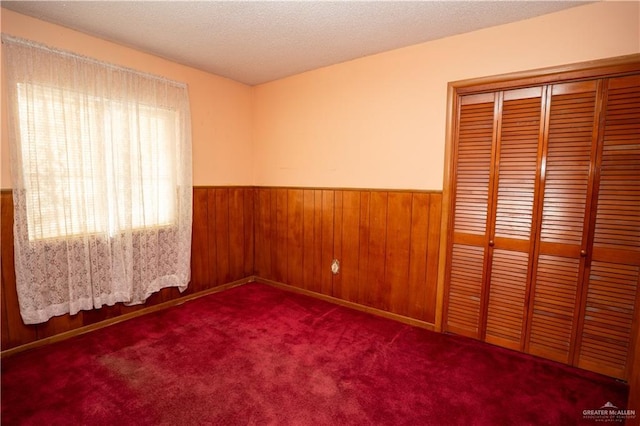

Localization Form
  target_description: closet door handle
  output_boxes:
[488,240,495,247]
[580,249,587,257]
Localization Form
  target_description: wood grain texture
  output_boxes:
[207,189,219,287]
[444,62,640,382]
[274,189,288,283]
[214,188,231,285]
[576,75,640,380]
[301,190,317,293]
[320,190,334,296]
[339,191,361,303]
[425,194,442,324]
[228,188,246,281]
[332,191,343,300]
[253,187,443,326]
[287,189,304,290]
[1,187,255,351]
[3,185,440,349]
[357,191,372,306]
[254,189,272,278]
[483,86,543,352]
[243,188,255,277]
[191,188,211,293]
[366,191,389,310]
[407,193,430,320]
[386,192,412,316]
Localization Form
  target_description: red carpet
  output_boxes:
[1,282,629,425]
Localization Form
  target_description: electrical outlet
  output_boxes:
[331,259,340,275]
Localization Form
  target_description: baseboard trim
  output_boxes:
[257,277,436,332]
[0,276,254,359]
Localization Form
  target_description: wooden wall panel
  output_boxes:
[332,191,343,299]
[81,302,123,327]
[274,189,286,283]
[387,192,413,316]
[228,188,246,281]
[311,190,324,293]
[1,187,255,351]
[287,189,304,288]
[425,194,443,323]
[221,187,254,285]
[214,188,231,285]
[407,193,429,320]
[36,314,84,340]
[366,191,390,310]
[207,189,219,287]
[191,188,211,293]
[254,189,272,278]
[254,187,443,326]
[320,190,334,296]
[357,191,372,306]
[243,188,255,278]
[338,191,361,303]
[301,190,317,293]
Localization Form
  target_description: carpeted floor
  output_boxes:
[1,282,629,425]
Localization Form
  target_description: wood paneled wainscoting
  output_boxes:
[2,186,442,351]
[1,187,255,351]
[253,188,442,327]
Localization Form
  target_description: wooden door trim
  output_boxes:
[452,54,640,95]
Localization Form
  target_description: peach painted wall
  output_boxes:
[252,1,640,190]
[1,8,253,189]
[2,2,639,191]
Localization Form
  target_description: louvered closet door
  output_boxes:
[445,93,496,338]
[484,88,543,350]
[527,81,599,364]
[576,75,640,379]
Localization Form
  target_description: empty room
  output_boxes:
[1,1,639,424]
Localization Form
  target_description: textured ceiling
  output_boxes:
[2,1,590,86]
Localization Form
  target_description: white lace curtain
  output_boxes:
[3,35,193,324]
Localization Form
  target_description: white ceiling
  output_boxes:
[2,1,590,86]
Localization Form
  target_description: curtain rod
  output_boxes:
[1,34,188,89]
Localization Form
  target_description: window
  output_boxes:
[17,83,178,240]
[4,35,193,324]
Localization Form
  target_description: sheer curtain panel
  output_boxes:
[2,35,193,324]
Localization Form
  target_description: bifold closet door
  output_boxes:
[445,64,640,380]
[575,75,640,379]
[484,87,543,350]
[445,88,543,347]
[526,81,600,364]
[445,93,496,338]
